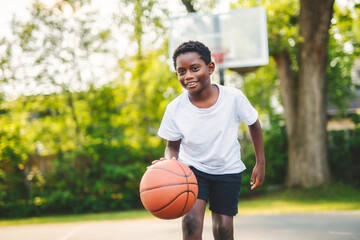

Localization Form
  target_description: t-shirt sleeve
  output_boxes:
[236,90,258,125]
[157,105,183,141]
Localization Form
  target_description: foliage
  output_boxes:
[328,119,360,188]
[1,1,112,97]
[1,0,360,218]
[0,122,29,206]
[115,0,169,56]
[0,46,181,217]
[231,0,358,114]
[0,0,182,218]
[1,183,359,225]
[241,58,281,118]
[327,4,360,111]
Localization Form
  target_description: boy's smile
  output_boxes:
[175,52,215,94]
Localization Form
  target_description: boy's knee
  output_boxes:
[213,220,233,240]
[182,213,202,238]
[214,224,232,239]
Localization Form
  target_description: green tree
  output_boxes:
[115,0,176,158]
[0,0,184,217]
[0,0,112,145]
[0,0,115,216]
[327,3,360,110]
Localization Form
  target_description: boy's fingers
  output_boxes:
[150,157,168,166]
[251,176,264,190]
[151,160,160,165]
[250,179,259,190]
[149,157,177,169]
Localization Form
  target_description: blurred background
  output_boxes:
[0,0,359,219]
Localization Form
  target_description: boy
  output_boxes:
[154,41,265,240]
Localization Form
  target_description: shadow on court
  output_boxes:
[0,211,359,240]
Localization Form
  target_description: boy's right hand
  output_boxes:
[147,157,176,169]
[151,157,167,166]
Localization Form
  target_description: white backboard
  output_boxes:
[168,7,269,71]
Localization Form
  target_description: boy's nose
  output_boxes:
[185,71,194,80]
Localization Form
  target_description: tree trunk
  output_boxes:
[283,0,334,187]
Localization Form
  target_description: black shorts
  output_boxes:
[190,166,242,216]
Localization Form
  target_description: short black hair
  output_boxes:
[172,41,212,69]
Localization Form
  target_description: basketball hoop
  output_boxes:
[212,52,227,65]
[211,46,228,66]
[211,48,228,85]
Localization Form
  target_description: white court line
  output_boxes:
[58,224,88,240]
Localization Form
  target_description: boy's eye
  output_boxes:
[191,66,199,71]
[178,69,186,75]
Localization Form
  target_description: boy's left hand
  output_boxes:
[250,164,265,190]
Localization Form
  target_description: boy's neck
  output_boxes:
[188,84,219,109]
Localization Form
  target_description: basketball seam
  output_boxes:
[148,167,193,177]
[140,183,197,193]
[150,190,196,213]
[174,161,190,218]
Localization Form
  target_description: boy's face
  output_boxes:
[175,52,215,94]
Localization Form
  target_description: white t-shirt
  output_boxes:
[157,84,258,174]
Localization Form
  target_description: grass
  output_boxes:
[1,184,359,226]
[237,183,360,215]
[0,210,153,226]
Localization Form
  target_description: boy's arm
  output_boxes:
[164,140,181,160]
[248,119,266,190]
[151,140,181,166]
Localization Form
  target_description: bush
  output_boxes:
[328,128,360,188]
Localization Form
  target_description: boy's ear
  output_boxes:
[208,61,215,75]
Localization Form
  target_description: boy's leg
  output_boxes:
[211,213,234,240]
[208,171,242,240]
[182,199,207,240]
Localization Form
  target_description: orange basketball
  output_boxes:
[139,160,198,220]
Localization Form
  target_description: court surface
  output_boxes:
[0,210,359,240]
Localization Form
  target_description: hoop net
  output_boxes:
[211,52,227,65]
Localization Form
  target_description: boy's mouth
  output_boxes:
[186,81,199,87]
